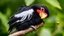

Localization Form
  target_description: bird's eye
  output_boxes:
[41,8,44,11]
[41,9,43,11]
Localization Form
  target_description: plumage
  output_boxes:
[8,4,49,32]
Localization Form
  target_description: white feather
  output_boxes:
[15,9,34,22]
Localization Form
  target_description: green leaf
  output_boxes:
[39,28,52,36]
[25,0,35,6]
[45,0,62,9]
[0,12,9,32]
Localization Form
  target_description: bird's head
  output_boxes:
[32,4,49,19]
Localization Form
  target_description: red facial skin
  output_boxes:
[36,8,48,19]
[36,8,46,14]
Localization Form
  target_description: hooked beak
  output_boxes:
[39,12,47,19]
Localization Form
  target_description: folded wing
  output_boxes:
[8,6,34,31]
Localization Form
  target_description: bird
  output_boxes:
[8,4,49,33]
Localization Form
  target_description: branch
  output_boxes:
[8,22,44,36]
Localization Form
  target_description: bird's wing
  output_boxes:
[8,6,34,31]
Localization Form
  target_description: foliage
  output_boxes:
[0,0,64,36]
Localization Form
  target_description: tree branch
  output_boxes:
[8,22,44,36]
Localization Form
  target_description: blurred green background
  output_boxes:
[0,0,64,36]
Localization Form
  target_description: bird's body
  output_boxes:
[8,4,49,32]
